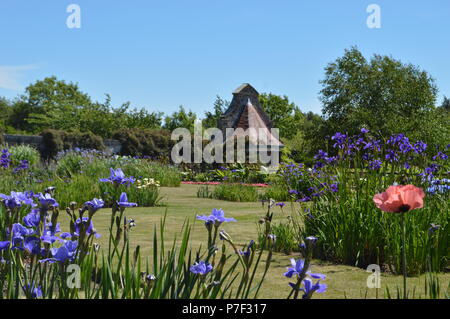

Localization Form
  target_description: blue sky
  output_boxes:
[1,0,449,117]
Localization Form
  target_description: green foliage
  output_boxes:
[4,77,162,138]
[260,219,298,254]
[197,185,214,199]
[113,128,173,160]
[40,129,105,159]
[163,106,197,132]
[259,93,304,139]
[319,46,442,147]
[262,184,290,201]
[202,96,229,129]
[8,144,40,167]
[211,184,259,202]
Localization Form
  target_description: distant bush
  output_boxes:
[113,128,173,160]
[212,183,259,202]
[262,184,290,201]
[40,129,105,159]
[8,144,40,167]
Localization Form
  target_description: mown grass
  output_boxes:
[56,184,449,299]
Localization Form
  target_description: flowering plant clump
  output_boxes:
[279,130,449,275]
[136,178,160,189]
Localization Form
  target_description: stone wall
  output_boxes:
[2,134,122,154]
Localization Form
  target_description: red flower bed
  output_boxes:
[181,181,268,187]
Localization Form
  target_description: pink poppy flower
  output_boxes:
[373,184,425,213]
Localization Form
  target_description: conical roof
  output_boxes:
[227,98,283,147]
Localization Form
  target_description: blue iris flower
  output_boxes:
[74,217,101,238]
[289,277,327,299]
[0,241,10,251]
[35,193,59,209]
[22,283,43,299]
[40,240,78,263]
[100,168,135,185]
[23,210,41,228]
[117,192,137,208]
[196,208,236,227]
[24,237,41,255]
[190,261,213,275]
[11,223,34,249]
[84,198,105,213]
[284,258,305,278]
[41,222,61,244]
[0,191,36,209]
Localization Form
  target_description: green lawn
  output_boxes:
[83,184,450,299]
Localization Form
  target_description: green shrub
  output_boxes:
[7,144,40,167]
[113,128,173,160]
[263,184,290,201]
[212,183,259,202]
[40,129,105,159]
[197,185,213,199]
[268,221,298,254]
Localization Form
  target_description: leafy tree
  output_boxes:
[5,77,163,137]
[440,96,450,112]
[319,47,439,143]
[202,96,229,129]
[0,97,10,131]
[164,106,197,132]
[259,93,304,139]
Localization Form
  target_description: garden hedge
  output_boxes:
[113,128,173,159]
[40,129,105,159]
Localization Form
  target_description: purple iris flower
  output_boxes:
[100,168,135,185]
[1,149,11,168]
[290,277,327,298]
[276,202,286,207]
[331,132,347,149]
[329,183,339,193]
[35,193,59,209]
[117,192,137,208]
[0,241,10,251]
[13,160,29,174]
[40,240,78,263]
[74,217,101,238]
[84,198,105,213]
[413,141,427,154]
[23,210,41,228]
[41,222,61,244]
[296,196,311,203]
[11,223,34,249]
[190,261,213,275]
[22,284,43,299]
[433,151,449,161]
[24,237,41,255]
[196,208,236,226]
[0,191,35,209]
[368,160,382,170]
[284,258,305,278]
[360,128,369,134]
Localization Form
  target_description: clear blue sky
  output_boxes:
[1,0,449,117]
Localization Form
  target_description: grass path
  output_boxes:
[85,184,449,299]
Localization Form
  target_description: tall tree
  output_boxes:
[202,96,229,129]
[319,47,438,143]
[163,106,197,132]
[259,93,304,139]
